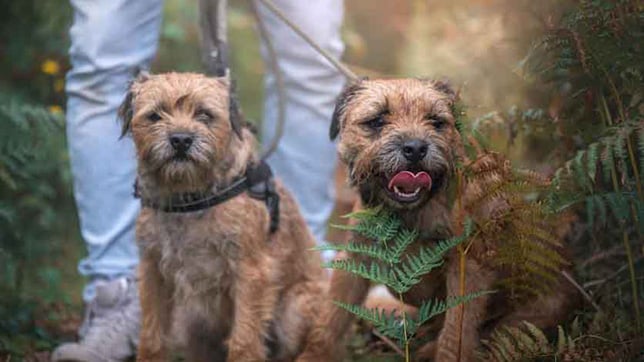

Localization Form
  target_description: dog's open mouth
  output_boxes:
[385,171,432,203]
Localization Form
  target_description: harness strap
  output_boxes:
[135,160,280,234]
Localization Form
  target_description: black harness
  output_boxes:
[134,160,280,233]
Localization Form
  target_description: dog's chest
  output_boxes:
[147,212,240,300]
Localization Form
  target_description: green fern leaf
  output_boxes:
[314,241,393,263]
[324,259,394,286]
[600,137,616,184]
[387,228,418,263]
[333,302,404,342]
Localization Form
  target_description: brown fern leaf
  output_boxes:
[459,151,570,302]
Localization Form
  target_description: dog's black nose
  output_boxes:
[402,139,428,163]
[169,133,194,153]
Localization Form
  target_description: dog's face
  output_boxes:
[331,78,463,210]
[120,72,242,192]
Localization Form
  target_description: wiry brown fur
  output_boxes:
[298,78,576,362]
[121,72,327,362]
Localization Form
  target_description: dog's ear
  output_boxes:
[425,78,459,104]
[119,71,150,138]
[330,80,365,140]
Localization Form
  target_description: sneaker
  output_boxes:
[51,277,141,362]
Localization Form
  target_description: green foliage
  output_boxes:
[320,207,483,352]
[516,0,643,226]
[321,209,474,294]
[0,0,82,357]
[0,97,81,356]
[549,122,643,230]
[520,0,643,332]
[471,0,643,356]
[0,98,75,299]
[336,293,485,345]
[0,0,70,104]
[480,315,642,362]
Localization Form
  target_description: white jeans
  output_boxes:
[66,0,344,301]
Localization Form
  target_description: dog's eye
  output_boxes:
[147,112,162,122]
[194,109,213,123]
[363,115,387,131]
[427,115,447,130]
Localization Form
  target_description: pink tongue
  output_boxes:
[388,171,432,192]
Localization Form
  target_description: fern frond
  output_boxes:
[335,209,401,243]
[336,292,489,347]
[333,301,405,342]
[324,259,394,286]
[414,291,491,331]
[481,322,554,361]
[314,241,393,263]
[387,228,418,263]
[392,220,473,294]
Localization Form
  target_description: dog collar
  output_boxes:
[134,160,280,233]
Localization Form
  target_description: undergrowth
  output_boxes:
[472,0,643,360]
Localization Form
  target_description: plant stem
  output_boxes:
[456,245,466,362]
[602,72,642,199]
[622,230,641,332]
[609,165,641,332]
[625,134,643,200]
[456,167,466,362]
[398,292,410,362]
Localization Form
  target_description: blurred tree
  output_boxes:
[0,0,81,357]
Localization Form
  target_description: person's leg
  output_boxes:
[66,0,163,302]
[256,0,345,261]
[53,0,162,360]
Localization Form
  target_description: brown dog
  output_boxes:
[297,78,576,361]
[119,72,327,362]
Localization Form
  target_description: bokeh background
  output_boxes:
[1,0,642,360]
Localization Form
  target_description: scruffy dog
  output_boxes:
[298,78,576,361]
[119,72,327,362]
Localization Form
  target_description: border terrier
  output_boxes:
[119,72,327,361]
[298,78,577,361]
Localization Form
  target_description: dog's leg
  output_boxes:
[296,254,371,362]
[185,317,227,362]
[270,280,326,360]
[434,256,495,362]
[226,253,280,362]
[297,198,371,362]
[137,254,173,362]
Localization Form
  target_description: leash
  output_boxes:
[200,0,360,160]
[254,0,359,82]
[134,160,280,233]
[250,0,286,160]
[182,0,360,233]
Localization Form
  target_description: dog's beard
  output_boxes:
[142,139,216,193]
[351,142,451,210]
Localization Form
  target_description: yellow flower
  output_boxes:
[49,105,63,114]
[54,79,65,93]
[41,60,60,75]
